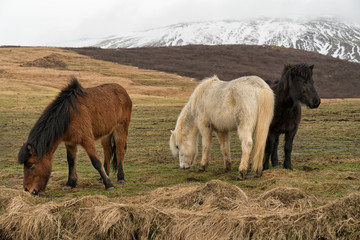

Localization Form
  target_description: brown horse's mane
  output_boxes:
[18,77,86,164]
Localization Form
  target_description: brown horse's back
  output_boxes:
[64,83,132,143]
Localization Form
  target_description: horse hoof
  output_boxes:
[62,186,72,190]
[118,180,126,184]
[236,170,247,181]
[198,168,205,172]
[284,165,293,170]
[272,161,279,167]
[263,164,269,170]
[236,176,246,181]
[106,186,115,191]
[255,170,263,178]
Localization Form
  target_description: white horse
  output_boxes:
[170,75,274,180]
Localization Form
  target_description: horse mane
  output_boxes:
[173,76,219,143]
[176,75,219,128]
[277,64,313,92]
[190,75,219,112]
[18,77,86,164]
[281,64,313,80]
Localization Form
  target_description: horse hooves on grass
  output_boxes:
[255,171,263,178]
[106,186,115,191]
[62,186,72,191]
[118,180,126,184]
[236,170,249,181]
[198,168,206,172]
[236,176,244,181]
[272,162,279,167]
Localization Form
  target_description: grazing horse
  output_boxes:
[170,76,274,180]
[18,77,132,195]
[263,64,320,170]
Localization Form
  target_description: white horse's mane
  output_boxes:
[190,75,219,113]
[175,75,220,132]
[171,76,219,156]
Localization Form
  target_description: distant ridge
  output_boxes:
[68,44,360,98]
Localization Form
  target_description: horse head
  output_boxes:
[170,129,198,169]
[18,143,52,195]
[283,64,321,109]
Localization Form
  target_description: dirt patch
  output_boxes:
[1,181,359,240]
[21,53,67,70]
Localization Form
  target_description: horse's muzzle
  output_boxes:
[25,187,39,195]
[181,165,191,169]
[31,189,39,195]
[310,98,321,109]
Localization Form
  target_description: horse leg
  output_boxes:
[263,134,274,170]
[82,139,114,190]
[113,125,128,184]
[237,126,254,180]
[63,144,78,190]
[97,135,113,183]
[271,134,280,167]
[216,131,231,172]
[284,131,296,170]
[198,126,212,172]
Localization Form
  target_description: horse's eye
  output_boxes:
[26,163,35,170]
[176,145,179,149]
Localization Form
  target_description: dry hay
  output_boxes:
[1,180,359,240]
[144,180,248,211]
[260,187,312,210]
[20,53,67,70]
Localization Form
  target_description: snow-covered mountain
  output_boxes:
[92,18,360,63]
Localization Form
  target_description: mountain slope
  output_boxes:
[68,44,360,98]
[93,18,360,63]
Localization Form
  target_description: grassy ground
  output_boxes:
[0,48,359,207]
[1,47,360,239]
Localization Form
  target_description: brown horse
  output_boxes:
[18,77,132,195]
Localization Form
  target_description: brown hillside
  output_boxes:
[66,45,360,98]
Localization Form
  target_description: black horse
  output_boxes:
[263,64,321,170]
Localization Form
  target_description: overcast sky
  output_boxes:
[1,0,359,46]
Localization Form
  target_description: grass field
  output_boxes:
[0,47,359,239]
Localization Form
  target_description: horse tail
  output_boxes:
[111,134,128,172]
[111,135,118,172]
[252,88,274,174]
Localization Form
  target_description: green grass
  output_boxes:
[1,88,359,205]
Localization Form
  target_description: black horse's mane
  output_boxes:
[18,77,86,164]
[281,63,313,80]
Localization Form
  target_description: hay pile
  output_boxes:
[21,53,67,70]
[1,180,359,240]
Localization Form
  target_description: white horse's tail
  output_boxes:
[252,88,274,174]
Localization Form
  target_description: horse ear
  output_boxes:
[309,65,314,70]
[27,143,37,156]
